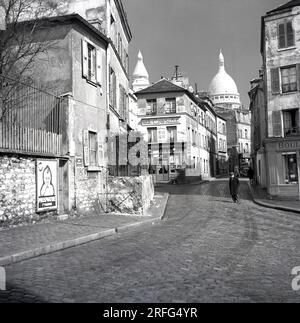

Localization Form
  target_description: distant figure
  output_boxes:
[248,167,254,184]
[229,171,240,203]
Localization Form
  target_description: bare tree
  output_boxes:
[0,0,59,120]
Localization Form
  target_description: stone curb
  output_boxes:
[0,193,169,267]
[155,180,208,187]
[247,182,300,214]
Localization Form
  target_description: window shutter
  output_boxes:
[98,133,105,167]
[82,39,88,78]
[83,130,90,166]
[113,73,117,108]
[286,21,294,47]
[96,49,102,85]
[272,111,282,137]
[271,68,280,94]
[296,64,300,91]
[278,23,286,48]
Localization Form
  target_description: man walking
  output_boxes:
[247,166,254,184]
[229,171,240,203]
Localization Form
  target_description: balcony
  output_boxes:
[284,127,300,137]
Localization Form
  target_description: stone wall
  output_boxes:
[107,175,154,215]
[0,155,36,227]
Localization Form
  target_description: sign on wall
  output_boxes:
[36,159,58,212]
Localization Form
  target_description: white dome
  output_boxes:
[133,50,149,79]
[208,51,240,105]
[132,50,150,92]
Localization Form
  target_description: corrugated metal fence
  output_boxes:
[0,75,63,156]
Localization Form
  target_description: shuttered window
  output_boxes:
[278,21,295,49]
[109,67,117,109]
[89,131,98,166]
[281,66,297,93]
[82,40,102,85]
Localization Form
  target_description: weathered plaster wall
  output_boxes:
[265,7,300,136]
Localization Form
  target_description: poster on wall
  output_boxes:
[36,159,58,212]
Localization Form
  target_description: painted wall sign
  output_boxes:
[36,159,58,212]
[141,117,180,126]
[279,141,300,150]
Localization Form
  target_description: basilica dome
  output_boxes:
[208,51,241,107]
[132,50,150,92]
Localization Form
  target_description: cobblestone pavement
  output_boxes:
[1,180,300,303]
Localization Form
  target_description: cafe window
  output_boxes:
[283,153,298,184]
[148,127,157,143]
[167,126,177,142]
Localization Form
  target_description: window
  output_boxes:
[148,128,157,143]
[165,98,176,114]
[244,143,249,154]
[245,129,248,139]
[167,126,177,142]
[82,40,101,84]
[89,131,98,166]
[284,154,298,184]
[223,123,226,134]
[109,67,117,108]
[87,44,96,82]
[278,21,294,49]
[283,109,299,136]
[146,99,157,115]
[281,66,297,93]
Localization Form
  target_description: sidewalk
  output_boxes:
[0,193,169,267]
[248,182,300,214]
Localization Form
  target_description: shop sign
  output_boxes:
[279,141,300,150]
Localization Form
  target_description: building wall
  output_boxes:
[0,156,35,226]
[4,20,110,219]
[263,6,300,198]
[136,91,217,180]
[264,7,300,137]
[214,107,238,148]
[249,76,266,186]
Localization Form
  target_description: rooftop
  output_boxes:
[135,78,185,94]
[267,0,300,15]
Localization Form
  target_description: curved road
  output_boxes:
[1,180,300,303]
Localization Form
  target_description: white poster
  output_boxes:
[36,159,58,212]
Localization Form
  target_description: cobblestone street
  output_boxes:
[1,180,300,303]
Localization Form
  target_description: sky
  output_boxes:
[123,0,285,106]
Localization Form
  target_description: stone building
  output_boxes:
[0,1,154,226]
[260,0,300,199]
[134,77,218,183]
[208,51,251,175]
[248,70,267,188]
